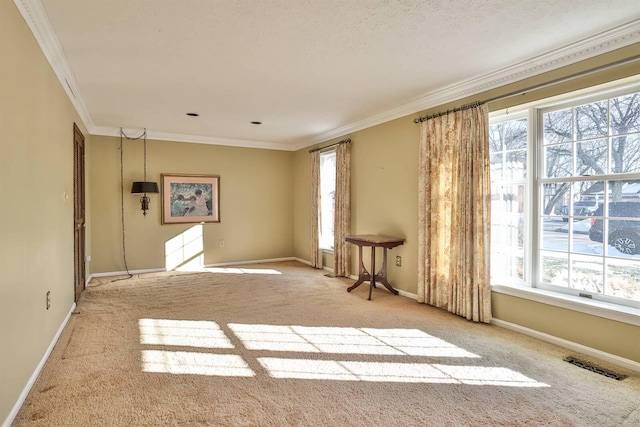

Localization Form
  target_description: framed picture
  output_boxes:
[161,174,220,224]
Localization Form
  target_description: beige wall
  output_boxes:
[293,120,420,291]
[293,43,640,364]
[492,293,640,362]
[89,136,294,273]
[0,1,90,422]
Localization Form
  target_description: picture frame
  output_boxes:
[161,174,220,224]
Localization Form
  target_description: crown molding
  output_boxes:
[294,18,640,151]
[92,126,292,151]
[15,0,640,152]
[14,0,95,132]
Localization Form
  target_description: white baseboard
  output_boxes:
[91,267,166,278]
[294,257,312,266]
[91,257,301,278]
[396,288,418,299]
[205,257,297,268]
[3,303,76,427]
[491,318,640,373]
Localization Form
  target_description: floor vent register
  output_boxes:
[564,356,627,381]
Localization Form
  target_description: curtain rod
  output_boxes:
[413,54,640,124]
[413,101,483,123]
[308,138,351,153]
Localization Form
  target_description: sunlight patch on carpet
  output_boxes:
[258,358,548,387]
[432,364,549,387]
[139,319,234,349]
[138,319,546,387]
[206,267,282,275]
[228,324,480,357]
[142,350,255,377]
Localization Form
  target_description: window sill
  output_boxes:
[321,249,334,254]
[491,284,640,327]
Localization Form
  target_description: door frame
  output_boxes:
[73,123,86,302]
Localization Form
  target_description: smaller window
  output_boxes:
[319,150,336,250]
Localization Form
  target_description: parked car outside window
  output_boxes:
[588,201,640,255]
[557,200,599,221]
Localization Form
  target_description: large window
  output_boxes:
[319,150,336,250]
[490,84,640,308]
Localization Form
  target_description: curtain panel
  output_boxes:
[333,142,351,277]
[417,104,492,323]
[310,150,323,268]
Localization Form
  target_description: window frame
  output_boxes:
[318,149,337,252]
[536,95,640,308]
[489,76,640,320]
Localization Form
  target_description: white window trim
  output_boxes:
[490,74,640,320]
[492,284,640,327]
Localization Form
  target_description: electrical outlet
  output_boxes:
[46,291,51,310]
[219,240,225,248]
[395,256,402,267]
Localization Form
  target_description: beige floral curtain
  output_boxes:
[417,104,491,323]
[310,150,323,268]
[333,142,351,276]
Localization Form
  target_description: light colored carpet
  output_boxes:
[13,261,640,426]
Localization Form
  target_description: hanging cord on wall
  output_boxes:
[108,129,135,282]
[95,128,147,285]
[143,131,148,182]
[109,128,146,283]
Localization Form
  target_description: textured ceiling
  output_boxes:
[20,0,640,150]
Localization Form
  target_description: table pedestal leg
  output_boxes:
[368,246,376,300]
[374,247,399,296]
[347,245,368,292]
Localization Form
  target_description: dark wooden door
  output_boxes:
[73,123,86,302]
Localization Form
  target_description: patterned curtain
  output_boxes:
[417,104,492,323]
[310,151,323,268]
[333,142,351,277]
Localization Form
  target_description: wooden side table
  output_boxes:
[344,234,405,300]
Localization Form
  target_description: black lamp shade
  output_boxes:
[131,181,159,194]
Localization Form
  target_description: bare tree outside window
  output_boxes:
[543,94,640,212]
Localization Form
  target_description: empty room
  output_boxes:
[2,1,640,426]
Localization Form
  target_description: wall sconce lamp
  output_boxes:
[123,128,159,216]
[131,181,159,216]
